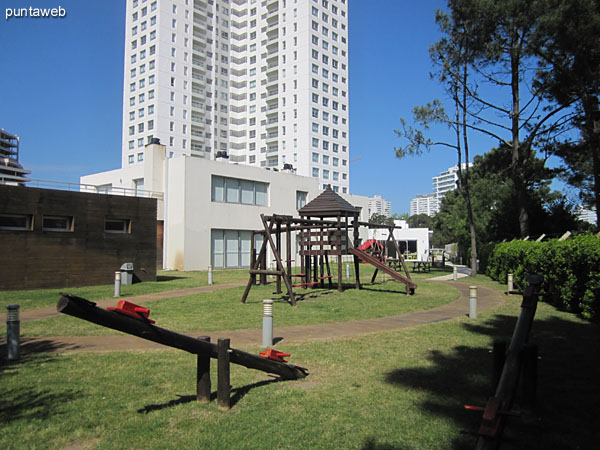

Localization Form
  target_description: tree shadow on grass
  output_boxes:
[0,342,81,424]
[137,377,282,413]
[383,311,600,449]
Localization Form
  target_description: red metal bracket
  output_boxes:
[259,348,291,363]
[107,300,155,324]
[465,397,520,437]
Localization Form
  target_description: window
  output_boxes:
[312,123,319,132]
[105,218,131,234]
[312,152,319,162]
[211,176,268,206]
[323,155,329,164]
[312,168,319,178]
[128,154,134,164]
[312,138,319,148]
[211,230,259,268]
[296,191,308,210]
[0,213,33,231]
[138,152,144,162]
[42,215,73,232]
[323,169,330,180]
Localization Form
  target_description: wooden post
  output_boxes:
[300,225,305,283]
[260,243,267,285]
[353,215,361,290]
[276,219,282,294]
[319,218,324,288]
[197,336,211,403]
[217,338,231,410]
[286,217,292,280]
[337,214,343,292]
[492,340,507,393]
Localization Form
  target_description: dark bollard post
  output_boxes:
[196,336,211,404]
[6,304,20,360]
[520,344,538,412]
[492,340,507,393]
[217,338,231,410]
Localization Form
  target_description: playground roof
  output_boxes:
[298,187,361,217]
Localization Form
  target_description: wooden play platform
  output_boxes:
[241,188,417,306]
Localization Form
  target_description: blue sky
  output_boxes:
[2,1,505,214]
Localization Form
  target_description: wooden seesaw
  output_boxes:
[57,294,308,410]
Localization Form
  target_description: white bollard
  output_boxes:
[507,273,514,293]
[262,299,274,348]
[453,265,458,281]
[208,265,213,285]
[114,271,121,297]
[469,286,477,319]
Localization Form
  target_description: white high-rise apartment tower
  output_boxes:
[121,0,350,194]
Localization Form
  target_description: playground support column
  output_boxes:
[353,217,361,289]
[217,338,231,410]
[286,218,292,280]
[337,214,343,292]
[276,220,282,294]
[197,336,211,403]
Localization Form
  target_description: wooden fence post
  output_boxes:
[197,336,211,404]
[217,338,231,410]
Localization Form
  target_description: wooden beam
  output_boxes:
[57,293,309,379]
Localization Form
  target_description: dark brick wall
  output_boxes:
[0,185,157,290]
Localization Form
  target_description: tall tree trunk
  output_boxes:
[461,61,477,276]
[510,37,530,237]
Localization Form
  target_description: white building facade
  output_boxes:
[368,194,391,218]
[82,142,368,271]
[122,0,350,194]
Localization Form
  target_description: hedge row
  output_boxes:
[486,234,600,320]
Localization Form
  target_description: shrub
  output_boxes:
[485,234,600,320]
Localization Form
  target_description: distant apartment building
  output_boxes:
[0,129,30,185]
[121,0,350,193]
[410,163,472,216]
[410,193,437,217]
[433,163,471,210]
[368,194,391,218]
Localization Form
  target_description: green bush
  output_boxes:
[486,234,600,320]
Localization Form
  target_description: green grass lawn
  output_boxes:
[11,272,457,338]
[0,269,251,312]
[0,262,397,312]
[1,284,598,449]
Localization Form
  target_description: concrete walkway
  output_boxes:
[9,281,505,355]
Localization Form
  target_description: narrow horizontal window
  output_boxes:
[42,215,73,232]
[105,218,131,234]
[0,213,33,231]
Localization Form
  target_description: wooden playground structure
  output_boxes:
[241,189,418,306]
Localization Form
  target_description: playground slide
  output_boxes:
[348,247,417,292]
